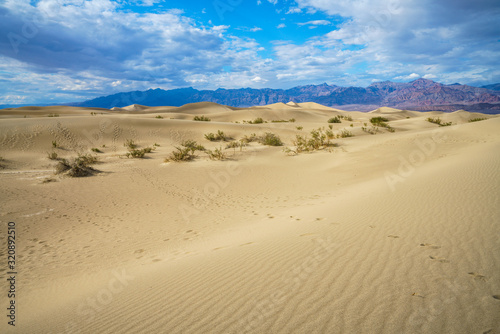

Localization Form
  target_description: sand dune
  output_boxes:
[0,102,499,333]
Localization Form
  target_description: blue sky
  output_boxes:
[0,0,499,104]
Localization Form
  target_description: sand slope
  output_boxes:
[0,103,499,333]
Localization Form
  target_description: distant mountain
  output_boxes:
[71,78,500,112]
[481,83,500,91]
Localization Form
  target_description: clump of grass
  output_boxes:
[258,133,283,146]
[328,116,341,123]
[469,117,487,122]
[165,140,205,162]
[225,141,246,150]
[340,115,353,121]
[248,117,265,124]
[338,129,354,138]
[55,154,99,177]
[271,118,296,123]
[125,146,154,158]
[362,126,379,135]
[240,133,258,144]
[427,117,452,126]
[47,151,59,160]
[52,140,58,148]
[285,127,335,155]
[47,114,59,117]
[155,115,164,119]
[370,117,395,132]
[193,115,211,122]
[124,139,137,149]
[153,143,160,147]
[204,130,231,142]
[91,148,102,153]
[206,147,227,160]
[90,112,97,116]
[296,126,303,130]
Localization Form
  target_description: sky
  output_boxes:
[0,0,499,105]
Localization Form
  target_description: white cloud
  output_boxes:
[277,23,286,29]
[298,20,330,26]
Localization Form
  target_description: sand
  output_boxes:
[0,103,499,333]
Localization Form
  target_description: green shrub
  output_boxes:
[124,139,137,149]
[207,147,227,160]
[258,133,283,146]
[193,115,211,121]
[340,115,353,121]
[241,133,258,144]
[296,126,303,130]
[248,117,264,124]
[338,129,354,138]
[426,117,452,126]
[47,152,59,160]
[328,116,341,123]
[155,115,164,119]
[47,114,59,117]
[52,140,58,148]
[288,127,335,154]
[55,154,99,177]
[362,126,378,135]
[204,130,231,142]
[91,148,102,153]
[165,140,205,162]
[469,118,487,122]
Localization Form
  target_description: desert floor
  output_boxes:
[0,102,499,333]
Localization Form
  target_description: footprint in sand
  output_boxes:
[468,272,487,281]
[387,235,399,238]
[420,243,441,249]
[369,225,376,228]
[134,249,145,254]
[429,256,450,263]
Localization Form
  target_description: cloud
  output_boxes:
[298,20,330,26]
[286,7,302,14]
[277,23,286,29]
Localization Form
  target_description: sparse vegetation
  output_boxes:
[90,112,97,116]
[47,151,59,160]
[469,117,487,122]
[124,139,137,149]
[153,143,160,147]
[362,126,378,135]
[165,140,205,162]
[258,132,283,146]
[328,116,342,123]
[226,141,246,151]
[241,133,258,144]
[370,117,395,132]
[55,154,99,177]
[206,147,227,160]
[285,127,336,155]
[340,115,353,121]
[155,115,164,119]
[47,114,59,117]
[204,130,231,142]
[248,117,265,124]
[193,115,211,122]
[427,117,452,126]
[296,126,303,130]
[91,148,102,153]
[338,129,354,138]
[271,118,296,123]
[52,140,58,148]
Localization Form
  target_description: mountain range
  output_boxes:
[4,78,499,112]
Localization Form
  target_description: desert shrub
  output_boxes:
[340,115,353,121]
[288,127,335,154]
[91,148,102,153]
[328,116,341,123]
[469,118,487,122]
[259,133,283,146]
[338,129,354,138]
[124,139,137,149]
[55,154,98,177]
[385,125,395,132]
[155,115,164,119]
[226,141,245,150]
[126,149,146,158]
[240,133,258,144]
[296,126,303,130]
[204,130,231,142]
[165,140,205,162]
[271,118,296,123]
[362,126,378,135]
[370,117,389,127]
[193,115,211,121]
[427,117,452,126]
[47,114,59,117]
[153,143,160,147]
[52,140,58,148]
[47,151,59,160]
[248,117,264,124]
[207,147,227,160]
